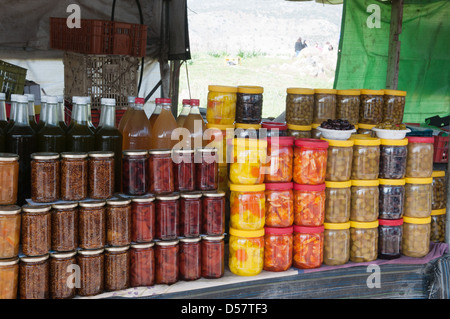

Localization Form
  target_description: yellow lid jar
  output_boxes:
[349,220,379,262]
[285,88,315,126]
[323,222,351,266]
[229,228,264,276]
[402,216,431,258]
[404,177,432,218]
[229,183,265,230]
[336,89,360,125]
[350,134,381,180]
[313,88,337,123]
[206,85,238,125]
[383,89,406,125]
[228,138,267,185]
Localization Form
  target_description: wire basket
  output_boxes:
[0,60,27,100]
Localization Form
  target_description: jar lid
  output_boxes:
[131,242,155,249]
[380,138,408,146]
[60,152,88,159]
[360,89,385,95]
[432,171,446,178]
[106,198,131,206]
[351,180,380,187]
[206,123,235,130]
[20,254,50,263]
[0,205,21,215]
[52,202,78,210]
[265,182,293,191]
[405,177,433,184]
[31,152,60,160]
[180,192,203,199]
[131,195,155,203]
[50,250,77,259]
[286,87,314,95]
[148,149,172,155]
[350,220,379,228]
[229,183,265,192]
[350,134,381,146]
[403,216,431,224]
[383,89,407,96]
[202,234,225,241]
[88,151,115,158]
[235,123,262,130]
[294,138,329,149]
[172,149,195,155]
[105,245,130,252]
[0,93,5,100]
[293,225,325,233]
[315,88,337,94]
[262,122,288,130]
[266,136,295,146]
[155,239,179,246]
[0,153,19,161]
[379,179,406,186]
[21,204,52,213]
[406,136,434,144]
[265,226,293,235]
[101,98,116,105]
[378,218,403,226]
[237,85,264,94]
[232,138,267,149]
[286,123,311,131]
[321,138,354,147]
[208,85,238,93]
[156,194,180,201]
[78,200,106,208]
[202,191,226,198]
[431,208,446,216]
[357,123,377,130]
[123,150,148,156]
[229,227,264,238]
[195,147,218,153]
[179,237,202,243]
[325,181,352,188]
[78,248,105,255]
[336,89,360,96]
[324,222,351,230]
[293,183,326,192]
[0,257,19,266]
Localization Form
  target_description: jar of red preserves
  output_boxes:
[122,150,149,196]
[293,138,328,185]
[180,192,202,238]
[264,136,294,183]
[293,183,326,227]
[265,182,294,227]
[293,225,324,269]
[201,235,225,279]
[130,242,155,287]
[264,226,293,272]
[131,195,155,243]
[179,237,202,281]
[148,149,174,195]
[155,239,179,285]
[173,149,195,192]
[202,191,226,235]
[195,148,219,191]
[156,194,180,240]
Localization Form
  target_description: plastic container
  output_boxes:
[78,201,106,250]
[357,123,377,137]
[172,149,195,192]
[378,219,403,259]
[383,89,406,124]
[155,239,179,285]
[229,183,265,230]
[51,202,78,252]
[179,237,202,281]
[0,153,19,205]
[76,248,104,296]
[236,86,263,124]
[379,138,408,179]
[293,225,324,269]
[49,251,77,299]
[19,254,49,299]
[262,122,288,137]
[402,216,431,258]
[195,148,219,191]
[106,199,132,247]
[404,177,432,218]
[286,124,311,139]
[148,149,174,195]
[130,242,155,287]
[293,138,328,185]
[336,89,360,125]
[229,138,267,185]
[206,85,238,125]
[131,195,155,243]
[21,205,51,257]
[323,222,350,266]
[432,171,446,210]
[406,136,434,178]
[264,136,294,183]
[104,246,130,292]
[88,151,114,200]
[201,235,225,279]
[359,89,384,125]
[0,257,19,299]
[202,191,226,235]
[60,152,88,201]
[323,138,354,182]
[430,209,446,243]
[179,192,202,238]
[265,182,294,227]
[313,88,337,123]
[155,194,180,240]
[378,179,405,220]
[122,150,149,196]
[0,205,21,258]
[325,181,351,223]
[263,226,293,272]
[285,88,315,125]
[229,228,265,276]
[350,135,380,180]
[350,180,379,222]
[293,183,325,226]
[30,152,60,203]
[349,220,379,262]
[205,123,234,164]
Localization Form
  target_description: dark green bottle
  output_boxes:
[66,97,95,152]
[37,96,66,153]
[0,93,8,130]
[24,94,39,132]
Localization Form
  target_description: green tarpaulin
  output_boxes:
[334,0,450,123]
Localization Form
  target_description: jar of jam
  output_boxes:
[350,135,380,180]
[357,123,377,137]
[148,149,174,195]
[78,201,106,249]
[179,192,202,238]
[313,88,337,123]
[201,235,225,279]
[265,182,294,227]
[383,89,406,124]
[405,137,434,178]
[350,180,379,222]
[325,181,351,223]
[49,251,77,299]
[202,191,226,235]
[51,202,78,252]
[0,257,19,299]
[229,228,265,276]
[0,153,19,205]
[104,245,130,292]
[172,149,195,192]
[379,138,408,179]
[286,124,312,139]
[293,138,328,185]
[349,220,379,262]
[236,85,263,124]
[404,177,432,218]
[402,216,431,258]
[378,179,405,220]
[293,183,326,227]
[205,123,235,164]
[179,237,202,281]
[21,204,51,256]
[336,89,360,125]
[230,183,265,230]
[195,148,219,191]
[293,225,324,269]
[122,150,149,196]
[378,219,403,260]
[261,121,288,137]
[264,226,293,272]
[19,254,50,299]
[285,87,315,125]
[432,171,446,210]
[88,151,115,200]
[323,222,350,266]
[323,138,354,182]
[264,136,294,183]
[130,242,155,287]
[156,194,180,240]
[155,239,179,285]
[131,195,155,243]
[30,152,60,203]
[206,85,237,125]
[359,89,384,124]
[106,198,132,246]
[60,152,88,201]
[0,205,21,258]
[229,138,267,185]
[76,248,104,297]
[430,208,446,243]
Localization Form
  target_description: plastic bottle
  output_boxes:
[122,97,152,150]
[149,98,162,128]
[118,96,136,134]
[176,99,191,127]
[151,98,178,150]
[37,95,67,153]
[182,99,206,149]
[66,97,96,152]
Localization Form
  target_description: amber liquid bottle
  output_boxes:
[149,98,162,128]
[182,98,206,149]
[122,97,152,150]
[118,96,136,134]
[37,96,66,153]
[151,98,178,150]
[0,93,8,130]
[66,98,95,152]
[176,99,191,127]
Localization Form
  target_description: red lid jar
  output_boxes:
[265,182,294,227]
[293,138,328,185]
[293,225,324,269]
[293,183,326,227]
[264,226,293,272]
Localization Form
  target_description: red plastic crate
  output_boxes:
[433,135,449,163]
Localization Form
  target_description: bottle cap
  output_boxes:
[46,96,59,104]
[135,97,145,104]
[101,98,116,106]
[16,95,28,103]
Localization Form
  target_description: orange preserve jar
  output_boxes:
[0,205,21,259]
[264,136,294,183]
[293,138,328,185]
[293,183,326,227]
[265,182,294,227]
[0,153,19,205]
[229,183,265,230]
[263,226,293,272]
[293,225,324,269]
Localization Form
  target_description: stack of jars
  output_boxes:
[431,171,446,243]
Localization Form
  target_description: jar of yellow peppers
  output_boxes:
[228,138,267,185]
[229,228,264,276]
[229,183,265,230]
[206,85,237,125]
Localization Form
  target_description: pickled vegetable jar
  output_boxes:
[155,239,179,285]
[404,177,432,218]
[49,251,77,299]
[179,237,202,281]
[336,89,360,125]
[285,88,315,125]
[357,123,377,137]
[104,245,130,292]
[78,201,106,249]
[229,138,267,185]
[323,222,350,266]
[264,136,294,183]
[201,235,225,279]
[323,138,354,181]
[293,138,328,185]
[0,205,21,258]
[195,147,219,191]
[202,191,226,235]
[350,180,379,222]
[263,226,293,272]
[383,89,406,124]
[234,122,261,139]
[350,135,380,180]
[130,242,155,287]
[313,88,337,123]
[205,124,234,164]
[230,183,265,230]
[229,228,265,276]
[76,248,104,297]
[402,216,431,258]
[378,218,403,260]
[155,194,180,240]
[236,85,263,124]
[206,85,237,125]
[148,149,174,195]
[122,150,149,196]
[51,202,78,252]
[430,209,446,243]
[349,220,379,262]
[359,89,384,124]
[179,192,202,238]
[21,205,51,257]
[325,181,351,223]
[405,137,434,178]
[0,153,19,205]
[379,138,408,179]
[60,152,88,201]
[88,151,114,200]
[432,171,446,210]
[131,195,155,243]
[293,183,325,226]
[262,121,288,137]
[30,152,60,203]
[0,257,19,299]
[106,199,132,247]
[286,124,311,139]
[265,182,294,227]
[19,254,49,299]
[293,225,324,269]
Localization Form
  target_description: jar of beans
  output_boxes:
[325,181,351,223]
[430,209,446,243]
[323,138,354,182]
[350,135,380,180]
[286,124,312,139]
[21,205,52,256]
[76,248,104,297]
[432,171,446,210]
[104,245,130,292]
[106,198,132,247]
[78,201,106,250]
[313,88,337,123]
[49,251,77,299]
[88,151,115,199]
[350,180,379,222]
[19,254,50,299]
[51,202,78,252]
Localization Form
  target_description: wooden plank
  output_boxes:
[385,0,403,90]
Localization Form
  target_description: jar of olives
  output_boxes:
[287,124,312,139]
[405,137,434,178]
[357,123,377,137]
[286,88,315,125]
[432,171,446,210]
[206,85,237,125]
[350,134,380,180]
[383,89,406,124]
[350,180,379,222]
[378,179,405,220]
[430,209,446,243]
[402,216,431,258]
[323,222,350,266]
[336,90,360,125]
[313,89,337,123]
[404,177,432,218]
[325,181,351,223]
[323,138,354,182]
[359,89,384,124]
[236,86,263,124]
[349,220,379,262]
[378,218,403,259]
[379,138,408,179]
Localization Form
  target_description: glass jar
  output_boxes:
[349,220,379,262]
[78,201,106,249]
[378,219,403,260]
[205,124,234,164]
[179,192,202,238]
[148,149,174,195]
[293,183,325,227]
[236,85,263,124]
[265,182,294,227]
[383,89,406,124]
[379,138,408,179]
[357,123,377,137]
[49,251,77,299]
[122,150,149,196]
[404,177,432,218]
[19,254,49,299]
[311,123,322,139]
[229,183,265,230]
[206,85,237,125]
[106,199,131,247]
[430,209,446,243]
[350,135,380,180]
[264,136,294,183]
[21,205,51,256]
[131,195,155,243]
[195,148,219,191]
[323,138,354,182]
[104,245,130,292]
[172,149,195,192]
[293,138,328,185]
[60,152,88,201]
[179,237,202,281]
[130,242,155,287]
[201,235,225,279]
[287,124,312,139]
[432,171,446,210]
[229,228,264,276]
[0,153,19,205]
[155,239,179,285]
[30,152,60,203]
[285,88,315,125]
[405,136,434,178]
[350,180,379,222]
[0,205,21,258]
[313,88,337,123]
[0,257,19,299]
[293,225,324,269]
[402,216,431,258]
[336,89,360,125]
[155,194,180,240]
[323,222,350,266]
[88,151,114,200]
[202,191,226,235]
[51,202,78,252]
[264,226,293,272]
[234,123,261,139]
[229,138,266,185]
[76,248,104,297]
[261,122,288,137]
[217,164,229,194]
[359,89,384,124]
[325,181,351,223]
[379,179,405,220]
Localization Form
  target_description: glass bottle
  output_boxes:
[149,98,162,128]
[182,98,206,150]
[66,97,95,153]
[36,95,48,132]
[176,99,191,127]
[0,93,8,130]
[83,96,96,132]
[118,96,136,134]
[5,94,19,132]
[24,94,39,132]
[56,95,68,131]
[122,97,152,150]
[95,98,123,193]
[66,96,80,133]
[6,94,37,205]
[151,98,178,150]
[37,96,66,153]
